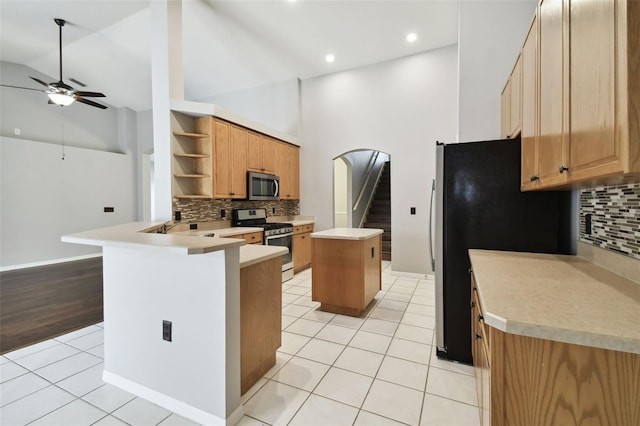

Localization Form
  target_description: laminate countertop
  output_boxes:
[469,249,640,354]
[311,228,383,240]
[62,222,288,268]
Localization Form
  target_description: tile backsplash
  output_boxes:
[173,198,300,222]
[579,183,640,260]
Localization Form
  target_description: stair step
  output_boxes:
[366,215,390,223]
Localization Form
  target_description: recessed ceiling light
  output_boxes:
[406,32,418,43]
[325,53,335,63]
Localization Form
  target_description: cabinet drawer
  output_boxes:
[243,231,263,244]
[294,224,314,235]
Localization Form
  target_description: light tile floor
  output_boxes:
[0,261,480,426]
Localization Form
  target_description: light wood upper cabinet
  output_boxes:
[500,82,510,139]
[517,0,640,190]
[509,54,522,137]
[247,131,276,175]
[172,112,213,199]
[538,0,569,188]
[209,118,247,199]
[520,15,539,190]
[276,142,300,200]
[567,0,637,181]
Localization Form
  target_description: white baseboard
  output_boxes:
[103,370,243,425]
[390,270,433,279]
[0,253,103,272]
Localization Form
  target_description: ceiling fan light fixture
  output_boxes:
[48,92,74,106]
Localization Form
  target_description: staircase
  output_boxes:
[363,161,391,261]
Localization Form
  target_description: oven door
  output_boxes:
[265,232,293,272]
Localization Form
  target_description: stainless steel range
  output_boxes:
[232,208,294,282]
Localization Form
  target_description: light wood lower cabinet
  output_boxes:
[240,256,281,394]
[293,224,313,273]
[311,234,381,317]
[471,273,640,426]
[241,231,263,245]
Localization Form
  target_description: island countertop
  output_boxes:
[469,249,640,354]
[311,227,383,240]
[239,245,287,269]
[62,222,245,255]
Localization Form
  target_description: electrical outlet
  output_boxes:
[163,320,172,342]
[190,223,197,230]
[221,209,226,218]
[410,207,416,215]
[14,128,21,136]
[585,214,592,235]
[272,207,276,214]
[174,211,181,222]
[104,207,114,213]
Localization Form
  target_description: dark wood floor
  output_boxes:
[0,257,103,355]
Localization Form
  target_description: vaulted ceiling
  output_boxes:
[0,0,459,112]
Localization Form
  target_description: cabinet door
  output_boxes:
[293,234,304,271]
[230,125,247,199]
[521,15,539,190]
[262,136,277,174]
[277,142,299,199]
[510,54,522,137]
[568,0,618,178]
[538,0,569,187]
[246,131,263,173]
[213,120,231,198]
[289,145,300,199]
[301,234,312,266]
[500,82,510,138]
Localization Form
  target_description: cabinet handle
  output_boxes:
[559,165,569,174]
[230,192,235,196]
[470,300,476,308]
[530,175,539,182]
[371,247,375,258]
[476,334,482,340]
[478,314,484,322]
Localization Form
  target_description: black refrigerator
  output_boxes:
[430,137,576,365]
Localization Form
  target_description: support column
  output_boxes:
[150,0,184,221]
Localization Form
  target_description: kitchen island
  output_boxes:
[311,228,383,316]
[468,249,640,426]
[62,222,287,426]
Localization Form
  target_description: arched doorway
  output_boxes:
[333,149,391,260]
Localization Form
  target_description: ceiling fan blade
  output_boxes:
[1,84,46,92]
[30,77,50,88]
[74,91,106,98]
[75,97,108,109]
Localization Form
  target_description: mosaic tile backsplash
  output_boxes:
[173,198,300,223]
[580,183,640,260]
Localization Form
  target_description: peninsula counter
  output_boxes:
[62,222,286,426]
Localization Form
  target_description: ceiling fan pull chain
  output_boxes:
[60,106,66,160]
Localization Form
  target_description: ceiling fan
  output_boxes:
[1,18,107,109]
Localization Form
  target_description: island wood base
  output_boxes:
[240,256,281,394]
[311,232,382,318]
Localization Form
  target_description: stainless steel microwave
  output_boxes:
[248,172,279,200]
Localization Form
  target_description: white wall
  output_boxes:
[199,79,301,138]
[301,45,458,274]
[457,0,537,142]
[0,137,136,269]
[0,61,121,153]
[334,158,349,227]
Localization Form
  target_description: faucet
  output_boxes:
[157,221,183,234]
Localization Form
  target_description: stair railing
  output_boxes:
[355,154,388,228]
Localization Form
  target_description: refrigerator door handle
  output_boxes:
[428,179,436,271]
